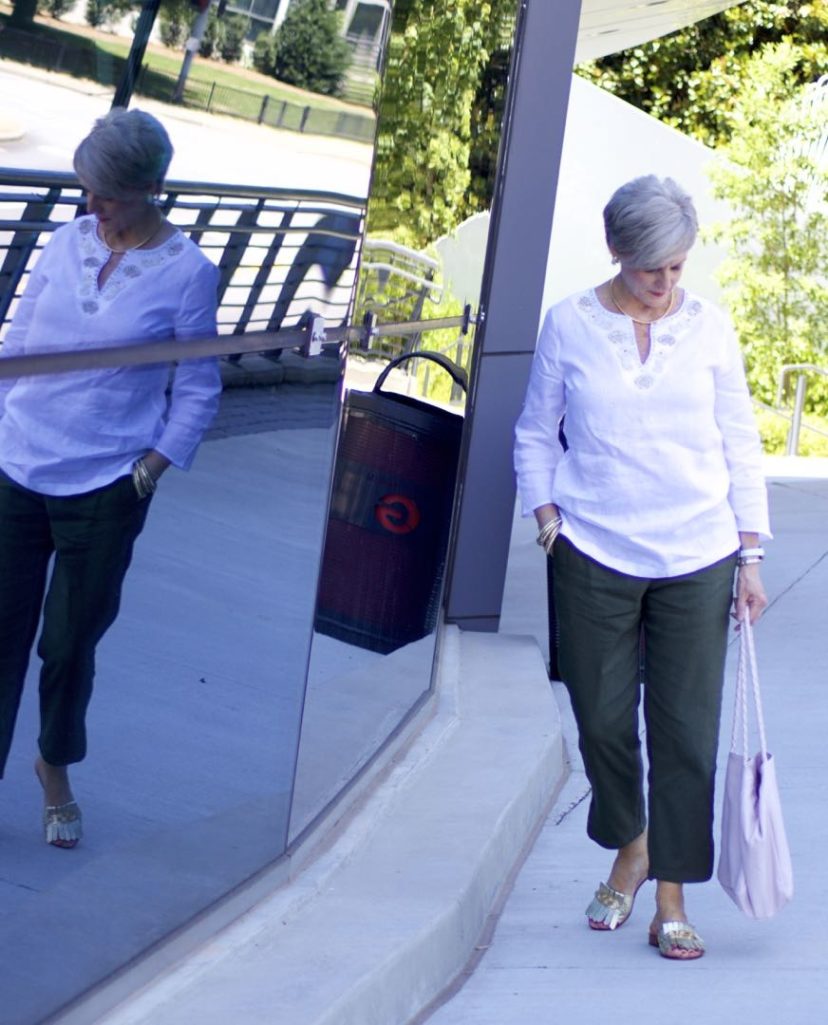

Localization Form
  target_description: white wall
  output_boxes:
[541,74,729,313]
[436,75,730,322]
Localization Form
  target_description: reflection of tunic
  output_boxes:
[0,215,221,496]
[514,289,771,578]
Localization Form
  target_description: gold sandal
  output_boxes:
[43,801,83,848]
[648,921,705,960]
[586,879,645,930]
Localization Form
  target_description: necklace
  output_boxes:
[610,276,675,326]
[99,214,163,255]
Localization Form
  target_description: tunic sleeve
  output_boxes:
[0,243,53,417]
[514,307,567,517]
[713,315,771,538]
[153,259,222,470]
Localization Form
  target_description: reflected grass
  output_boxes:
[0,10,372,117]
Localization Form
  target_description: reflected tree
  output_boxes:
[368,0,517,248]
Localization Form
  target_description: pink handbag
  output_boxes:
[717,615,793,919]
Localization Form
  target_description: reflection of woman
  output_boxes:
[514,177,770,959]
[0,109,221,847]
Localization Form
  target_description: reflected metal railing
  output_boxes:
[0,171,366,342]
[0,313,476,382]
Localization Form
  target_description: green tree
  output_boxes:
[368,0,511,248]
[199,7,222,58]
[217,12,248,63]
[578,0,828,147]
[708,43,828,410]
[254,0,351,96]
[85,0,132,30]
[158,0,191,49]
[41,0,75,18]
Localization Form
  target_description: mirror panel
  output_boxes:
[0,3,373,1018]
[0,0,518,1018]
[0,342,343,1025]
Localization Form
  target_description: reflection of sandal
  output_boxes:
[44,801,83,848]
[586,879,645,930]
[648,921,705,960]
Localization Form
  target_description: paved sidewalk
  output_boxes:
[426,461,828,1025]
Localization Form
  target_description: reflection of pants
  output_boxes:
[0,471,151,776]
[553,536,736,883]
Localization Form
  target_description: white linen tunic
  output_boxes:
[514,288,771,578]
[0,215,221,496]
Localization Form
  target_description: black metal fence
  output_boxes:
[135,65,376,143]
[0,171,366,343]
[0,25,376,145]
[0,23,127,84]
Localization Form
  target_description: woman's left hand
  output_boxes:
[733,562,768,626]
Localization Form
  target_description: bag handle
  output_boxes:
[373,350,468,396]
[730,615,769,762]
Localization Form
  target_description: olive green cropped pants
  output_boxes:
[553,536,736,883]
[0,470,151,776]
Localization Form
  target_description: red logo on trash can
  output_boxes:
[375,494,421,534]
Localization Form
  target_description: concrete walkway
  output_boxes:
[425,458,828,1025]
[60,458,826,1025]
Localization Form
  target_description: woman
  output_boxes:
[0,109,221,847]
[514,176,770,960]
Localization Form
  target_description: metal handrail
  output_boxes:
[0,313,476,381]
[775,363,828,455]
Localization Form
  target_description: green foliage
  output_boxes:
[577,0,828,147]
[217,12,247,64]
[84,0,107,27]
[754,407,828,455]
[196,9,246,63]
[199,7,221,58]
[40,0,75,19]
[251,29,275,74]
[253,0,351,96]
[158,0,190,50]
[368,0,515,249]
[85,0,132,30]
[708,43,828,413]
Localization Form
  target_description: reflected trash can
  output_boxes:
[315,351,467,654]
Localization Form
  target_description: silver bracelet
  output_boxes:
[536,516,562,555]
[132,458,158,499]
[737,545,764,566]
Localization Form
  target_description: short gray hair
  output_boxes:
[603,176,698,268]
[73,108,173,199]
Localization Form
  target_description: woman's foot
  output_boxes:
[648,881,704,960]
[34,757,82,849]
[586,831,649,930]
[606,831,649,896]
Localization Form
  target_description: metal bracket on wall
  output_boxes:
[300,315,327,358]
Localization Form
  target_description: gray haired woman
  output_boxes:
[514,175,770,959]
[0,109,221,847]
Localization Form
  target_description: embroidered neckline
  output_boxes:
[76,216,187,315]
[575,288,702,390]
